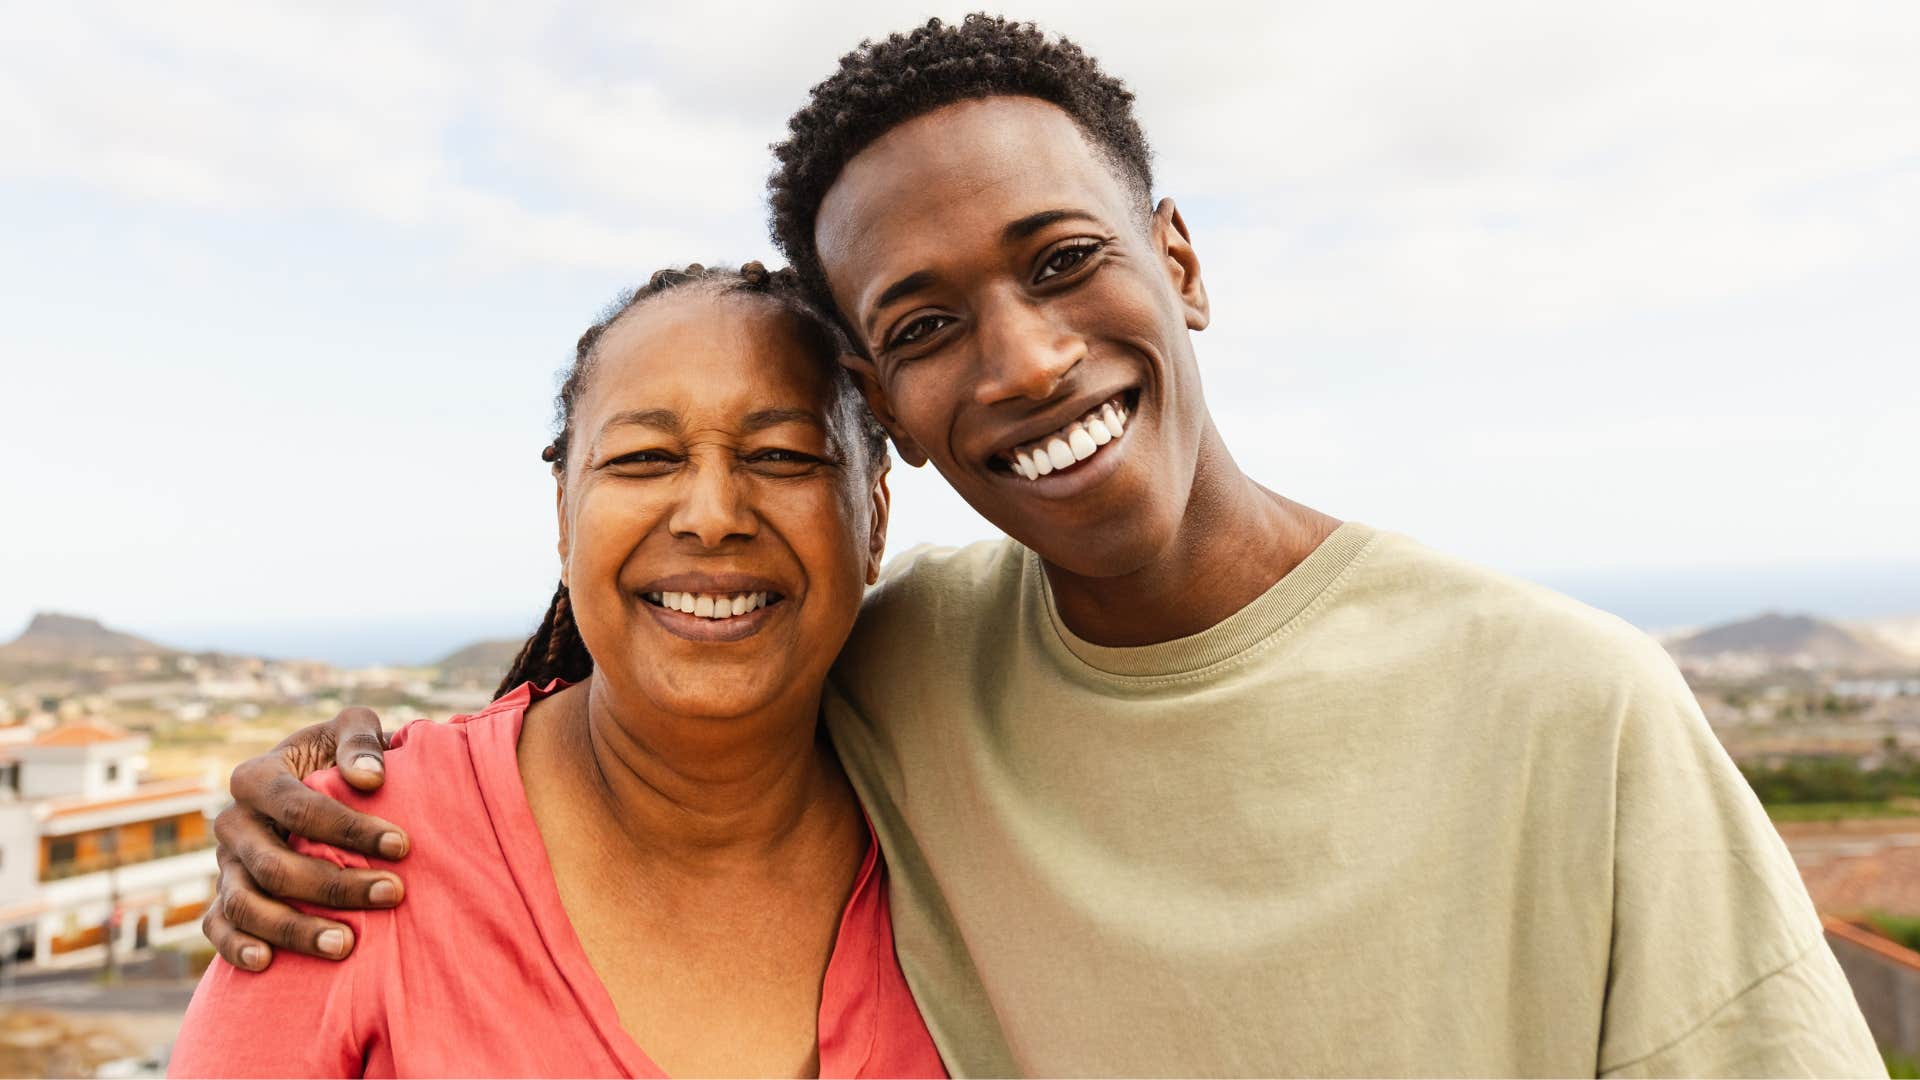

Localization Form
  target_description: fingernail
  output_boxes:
[377,832,408,859]
[353,754,383,776]
[318,929,348,957]
[368,879,400,905]
[240,945,267,970]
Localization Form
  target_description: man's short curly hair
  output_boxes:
[768,14,1154,313]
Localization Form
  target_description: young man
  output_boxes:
[208,16,1880,1076]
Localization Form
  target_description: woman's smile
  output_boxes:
[637,572,791,643]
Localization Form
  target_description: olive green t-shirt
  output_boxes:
[824,523,1881,1077]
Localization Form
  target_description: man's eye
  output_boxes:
[889,314,952,350]
[1034,241,1102,283]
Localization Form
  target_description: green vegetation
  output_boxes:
[1866,912,1920,954]
[1739,752,1920,806]
[1764,801,1920,823]
[1886,1048,1920,1079]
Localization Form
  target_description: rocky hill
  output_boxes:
[0,613,173,662]
[1666,612,1909,671]
[432,638,524,688]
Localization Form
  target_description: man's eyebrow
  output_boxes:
[867,270,939,336]
[741,407,824,433]
[1002,208,1101,244]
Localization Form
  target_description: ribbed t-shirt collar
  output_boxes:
[1034,521,1378,678]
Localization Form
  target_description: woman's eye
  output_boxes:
[1035,241,1101,283]
[748,449,825,473]
[607,450,677,468]
[889,314,952,350]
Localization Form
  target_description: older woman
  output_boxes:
[169,264,943,1078]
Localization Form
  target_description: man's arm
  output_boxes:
[1596,646,1883,1077]
[203,707,409,970]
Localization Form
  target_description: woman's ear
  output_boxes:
[553,472,571,589]
[841,355,929,467]
[1153,197,1210,332]
[865,458,893,586]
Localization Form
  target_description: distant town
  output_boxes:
[2,606,1920,1074]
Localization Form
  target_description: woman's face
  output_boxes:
[557,289,888,720]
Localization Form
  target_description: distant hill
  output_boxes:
[432,638,523,686]
[0,612,173,662]
[1666,612,1907,670]
[1851,616,1920,664]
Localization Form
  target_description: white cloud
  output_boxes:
[0,0,1915,641]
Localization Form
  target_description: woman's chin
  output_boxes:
[603,665,796,723]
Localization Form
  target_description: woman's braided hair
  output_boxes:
[767,13,1154,314]
[495,261,887,699]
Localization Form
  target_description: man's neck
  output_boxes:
[1042,426,1341,648]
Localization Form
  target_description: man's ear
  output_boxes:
[1153,197,1210,332]
[864,458,892,586]
[840,354,929,467]
[553,471,571,589]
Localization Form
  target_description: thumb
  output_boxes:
[330,707,390,792]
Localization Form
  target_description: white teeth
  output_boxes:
[1004,397,1132,481]
[652,591,774,619]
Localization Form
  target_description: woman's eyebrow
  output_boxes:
[741,407,825,433]
[592,408,680,454]
[600,408,680,434]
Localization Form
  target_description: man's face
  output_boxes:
[813,96,1211,578]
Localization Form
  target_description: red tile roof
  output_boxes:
[32,721,132,747]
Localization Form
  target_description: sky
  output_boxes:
[2,2,1917,663]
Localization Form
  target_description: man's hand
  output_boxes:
[203,706,410,970]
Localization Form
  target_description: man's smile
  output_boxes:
[984,387,1140,498]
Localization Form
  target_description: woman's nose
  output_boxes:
[666,461,758,547]
[971,294,1085,405]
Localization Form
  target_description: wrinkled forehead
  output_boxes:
[582,293,838,425]
[813,97,1140,299]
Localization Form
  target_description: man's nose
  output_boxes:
[971,293,1085,405]
[667,459,758,548]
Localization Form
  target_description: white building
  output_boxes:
[0,722,222,968]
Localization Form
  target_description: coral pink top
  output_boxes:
[170,684,946,1078]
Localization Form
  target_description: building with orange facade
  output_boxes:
[0,721,222,967]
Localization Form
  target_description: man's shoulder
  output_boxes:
[857,536,1027,639]
[1346,530,1683,702]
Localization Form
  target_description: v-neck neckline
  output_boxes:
[464,683,883,1078]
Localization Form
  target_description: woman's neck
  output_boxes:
[526,677,854,870]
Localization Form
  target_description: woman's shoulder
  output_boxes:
[294,692,531,867]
